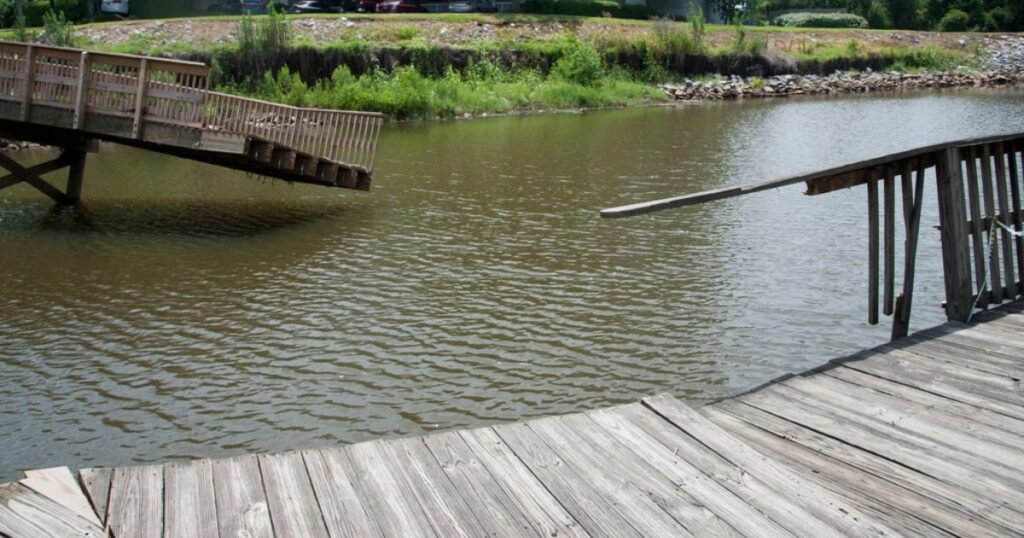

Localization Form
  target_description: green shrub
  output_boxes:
[936,8,969,31]
[396,26,419,40]
[983,7,1013,31]
[551,40,604,85]
[773,12,868,28]
[865,1,892,28]
[41,9,75,47]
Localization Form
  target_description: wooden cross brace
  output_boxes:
[0,149,87,206]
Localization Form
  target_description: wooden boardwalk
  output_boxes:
[0,41,383,206]
[1,301,1022,537]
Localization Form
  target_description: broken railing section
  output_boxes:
[601,132,1024,340]
[0,40,383,193]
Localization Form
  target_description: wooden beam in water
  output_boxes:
[600,133,1024,219]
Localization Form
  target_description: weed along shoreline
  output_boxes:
[5,12,1020,121]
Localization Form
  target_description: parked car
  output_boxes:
[287,1,331,12]
[376,0,424,12]
[100,0,129,15]
[447,1,477,12]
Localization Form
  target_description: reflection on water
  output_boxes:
[1,89,1023,479]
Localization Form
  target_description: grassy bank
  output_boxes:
[0,13,980,120]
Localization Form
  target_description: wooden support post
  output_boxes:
[131,59,149,139]
[64,148,87,204]
[0,155,75,192]
[936,148,974,322]
[337,167,357,189]
[20,45,36,122]
[883,166,896,316]
[73,51,91,130]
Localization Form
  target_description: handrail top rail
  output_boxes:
[206,90,386,119]
[600,131,1024,219]
[0,40,208,70]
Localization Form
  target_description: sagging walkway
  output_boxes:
[1,301,1022,537]
[0,41,383,206]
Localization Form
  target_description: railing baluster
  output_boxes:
[1010,140,1024,296]
[964,145,987,301]
[868,169,880,326]
[993,142,1016,296]
[883,165,896,316]
[980,143,1002,303]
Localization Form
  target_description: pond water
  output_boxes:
[1,89,1023,480]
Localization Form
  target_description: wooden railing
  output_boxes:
[0,41,383,172]
[602,133,1024,340]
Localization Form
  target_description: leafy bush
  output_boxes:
[865,1,892,28]
[936,8,969,31]
[551,40,604,85]
[773,12,869,28]
[396,26,419,40]
[41,9,76,47]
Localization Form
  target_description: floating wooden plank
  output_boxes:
[19,467,101,528]
[107,465,163,538]
[258,451,330,538]
[211,455,274,538]
[164,459,218,538]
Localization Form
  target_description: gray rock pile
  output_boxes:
[662,70,1024,101]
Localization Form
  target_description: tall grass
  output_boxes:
[221,62,665,121]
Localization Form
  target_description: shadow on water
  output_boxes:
[8,198,367,238]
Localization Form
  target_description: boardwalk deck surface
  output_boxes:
[2,302,1023,537]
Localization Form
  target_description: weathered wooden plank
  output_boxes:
[980,144,1004,303]
[826,366,1024,438]
[345,440,437,538]
[843,349,1024,421]
[528,413,739,537]
[376,438,490,537]
[211,455,274,538]
[258,451,330,538]
[738,381,1024,508]
[642,394,898,538]
[457,427,587,538]
[0,483,103,538]
[964,146,988,299]
[591,404,838,536]
[893,335,1024,378]
[704,405,1005,538]
[779,373,1024,472]
[20,467,101,528]
[107,465,164,538]
[492,422,646,537]
[712,399,1024,534]
[993,143,1017,295]
[77,468,111,527]
[164,459,218,538]
[302,448,383,538]
[422,431,555,538]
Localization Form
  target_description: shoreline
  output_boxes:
[661,69,1024,102]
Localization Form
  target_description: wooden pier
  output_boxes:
[0,302,1022,537]
[0,41,383,205]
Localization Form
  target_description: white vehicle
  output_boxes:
[100,0,130,15]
